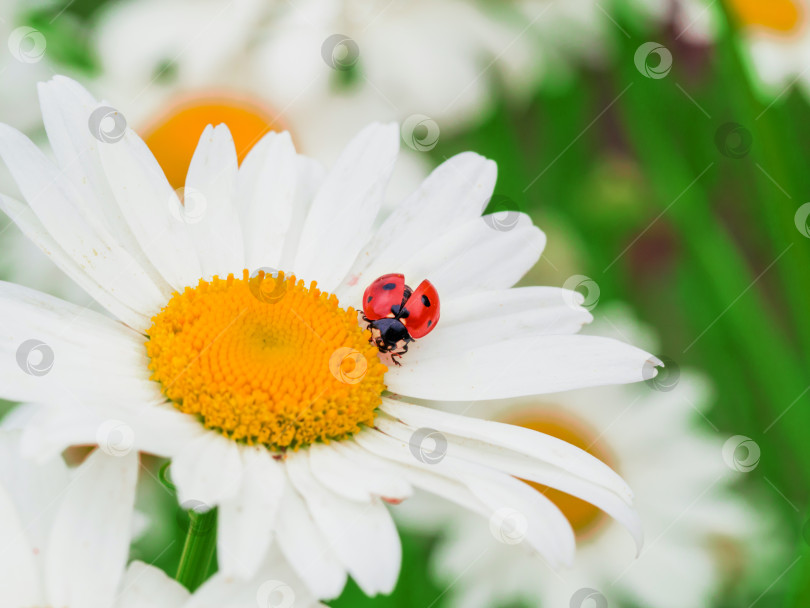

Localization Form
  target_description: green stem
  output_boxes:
[175,508,218,592]
[611,31,810,497]
[714,6,810,366]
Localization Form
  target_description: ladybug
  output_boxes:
[362,273,440,363]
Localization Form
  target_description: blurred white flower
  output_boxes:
[396,306,778,608]
[723,0,810,98]
[0,428,324,607]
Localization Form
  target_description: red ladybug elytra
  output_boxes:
[362,273,440,363]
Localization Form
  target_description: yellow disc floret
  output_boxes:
[146,270,387,451]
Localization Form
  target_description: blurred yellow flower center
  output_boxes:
[141,92,284,189]
[146,270,387,451]
[728,0,802,33]
[510,410,613,538]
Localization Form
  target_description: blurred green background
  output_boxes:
[4,0,810,607]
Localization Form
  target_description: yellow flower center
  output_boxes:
[728,0,802,33]
[141,92,285,189]
[146,270,387,450]
[508,409,614,539]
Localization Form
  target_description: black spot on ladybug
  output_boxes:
[421,295,430,306]
[367,296,373,303]
[383,282,397,290]
[427,320,432,327]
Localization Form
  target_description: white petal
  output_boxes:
[171,432,243,508]
[0,479,42,606]
[0,429,70,547]
[236,130,298,271]
[16,400,201,464]
[395,214,545,299]
[98,127,202,291]
[37,77,172,296]
[375,411,642,554]
[338,152,496,302]
[417,287,592,352]
[45,450,138,608]
[353,428,574,565]
[294,123,399,291]
[278,156,325,271]
[0,124,168,322]
[0,281,160,406]
[353,429,484,514]
[387,334,660,400]
[285,453,401,596]
[0,195,150,329]
[275,479,347,599]
[218,446,286,579]
[379,399,633,503]
[116,561,189,608]
[308,441,412,503]
[185,124,243,278]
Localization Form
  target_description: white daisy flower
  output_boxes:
[723,0,810,97]
[0,429,324,608]
[396,308,770,608]
[92,0,533,138]
[0,76,659,599]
